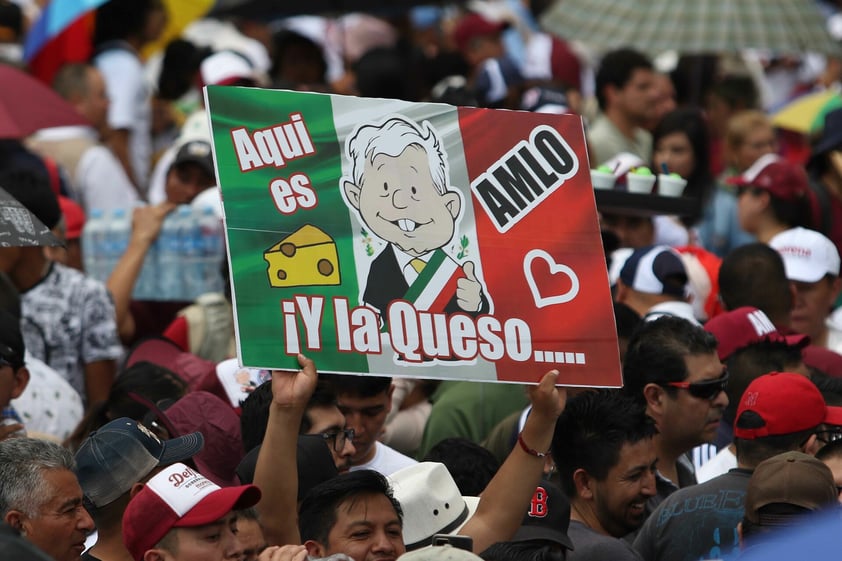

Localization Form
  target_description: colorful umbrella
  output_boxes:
[23,0,108,62]
[541,0,841,56]
[771,90,842,135]
[24,0,109,84]
[0,64,90,138]
[141,0,215,58]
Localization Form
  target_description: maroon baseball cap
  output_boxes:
[703,306,809,361]
[727,154,809,203]
[734,372,842,439]
[452,13,508,53]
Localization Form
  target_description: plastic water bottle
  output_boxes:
[198,207,224,294]
[103,209,131,279]
[158,208,183,300]
[81,209,106,280]
[134,209,158,301]
[177,206,203,300]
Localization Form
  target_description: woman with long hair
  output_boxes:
[652,107,715,228]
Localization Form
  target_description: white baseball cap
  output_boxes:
[769,227,841,283]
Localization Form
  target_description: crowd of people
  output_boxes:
[2,0,842,560]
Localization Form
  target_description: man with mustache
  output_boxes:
[633,372,840,561]
[0,438,95,561]
[551,390,657,561]
[622,316,728,510]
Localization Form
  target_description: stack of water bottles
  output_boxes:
[82,205,225,301]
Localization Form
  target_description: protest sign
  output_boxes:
[206,86,620,386]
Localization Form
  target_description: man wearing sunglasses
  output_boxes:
[622,316,726,512]
[633,371,842,561]
[0,310,30,441]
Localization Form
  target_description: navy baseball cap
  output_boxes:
[75,417,204,509]
[619,245,688,298]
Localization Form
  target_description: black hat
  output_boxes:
[171,140,215,180]
[0,309,24,370]
[236,434,338,500]
[511,483,574,550]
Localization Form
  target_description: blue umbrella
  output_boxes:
[738,509,842,560]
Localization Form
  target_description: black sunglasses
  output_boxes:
[816,429,842,445]
[320,428,355,453]
[662,372,729,400]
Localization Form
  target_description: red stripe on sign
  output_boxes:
[456,106,621,386]
[428,267,465,312]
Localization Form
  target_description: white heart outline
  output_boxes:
[523,249,580,308]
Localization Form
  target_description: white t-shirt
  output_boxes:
[349,441,417,476]
[30,126,139,213]
[94,45,152,190]
[11,352,84,442]
[826,324,842,356]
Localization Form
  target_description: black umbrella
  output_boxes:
[0,186,62,247]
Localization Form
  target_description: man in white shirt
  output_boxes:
[324,374,417,475]
[92,0,166,192]
[27,63,139,213]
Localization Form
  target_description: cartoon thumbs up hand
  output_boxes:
[456,261,483,312]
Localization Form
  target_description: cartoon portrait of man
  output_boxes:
[341,115,489,319]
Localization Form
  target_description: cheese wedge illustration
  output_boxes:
[264,224,340,287]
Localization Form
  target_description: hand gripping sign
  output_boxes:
[207,87,620,387]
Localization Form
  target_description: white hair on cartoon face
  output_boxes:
[346,115,449,194]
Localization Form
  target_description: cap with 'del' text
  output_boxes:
[122,463,260,561]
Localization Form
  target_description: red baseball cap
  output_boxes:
[703,306,809,361]
[452,13,508,53]
[122,462,260,561]
[58,196,85,240]
[734,372,842,440]
[727,154,809,204]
